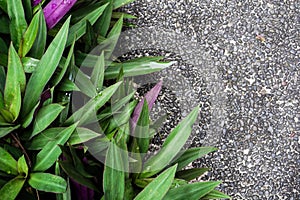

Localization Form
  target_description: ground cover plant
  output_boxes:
[0,0,230,199]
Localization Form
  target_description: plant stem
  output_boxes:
[11,133,32,168]
[36,189,40,200]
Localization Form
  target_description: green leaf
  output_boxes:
[134,100,150,154]
[8,43,27,94]
[115,124,130,173]
[4,43,25,121]
[31,104,65,138]
[21,102,39,128]
[75,52,163,67]
[105,100,136,133]
[0,108,14,122]
[81,20,95,52]
[33,123,77,171]
[22,17,70,117]
[28,173,67,193]
[85,137,110,158]
[68,127,101,145]
[202,190,231,199]
[55,162,72,200]
[0,91,4,109]
[66,3,108,47]
[0,177,25,200]
[2,144,22,160]
[0,125,20,138]
[17,155,28,177]
[7,0,28,50]
[150,114,168,137]
[19,10,40,57]
[0,179,5,187]
[176,168,210,181]
[98,91,135,121]
[74,68,97,98]
[22,56,39,73]
[22,0,32,22]
[59,160,99,192]
[94,0,113,37]
[104,61,174,79]
[134,164,177,200]
[124,179,136,200]
[57,79,80,92]
[171,147,217,171]
[0,15,9,34]
[27,127,64,150]
[129,138,142,174]
[0,38,7,55]
[65,81,122,126]
[112,12,137,19]
[90,51,105,91]
[113,0,135,9]
[68,2,104,23]
[0,146,18,175]
[163,181,221,200]
[103,140,125,200]
[134,178,153,188]
[0,0,7,13]
[141,107,199,178]
[67,145,93,178]
[29,7,47,59]
[0,53,7,67]
[103,15,123,59]
[0,66,5,93]
[136,178,187,190]
[51,40,75,87]
[171,178,188,188]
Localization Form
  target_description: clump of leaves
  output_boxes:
[0,0,230,199]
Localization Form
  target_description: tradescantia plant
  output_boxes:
[0,0,230,199]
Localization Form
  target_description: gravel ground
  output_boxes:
[121,0,300,199]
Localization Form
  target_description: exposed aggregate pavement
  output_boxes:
[121,0,300,199]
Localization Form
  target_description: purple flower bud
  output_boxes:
[43,0,77,29]
[32,0,42,6]
[131,80,163,132]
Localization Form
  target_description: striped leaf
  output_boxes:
[176,168,210,181]
[134,165,177,200]
[33,123,77,171]
[28,172,67,193]
[0,146,18,175]
[171,147,217,171]
[22,17,70,117]
[103,140,125,200]
[29,7,47,59]
[7,0,28,50]
[202,190,231,199]
[4,43,25,121]
[163,181,221,200]
[140,107,199,178]
[66,3,108,47]
[19,10,40,57]
[64,81,122,126]
[0,177,25,200]
[17,155,28,177]
[31,104,65,138]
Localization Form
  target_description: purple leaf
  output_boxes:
[70,178,94,200]
[32,0,42,6]
[69,156,95,200]
[131,80,163,132]
[43,0,77,29]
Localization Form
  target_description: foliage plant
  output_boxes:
[0,0,230,199]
